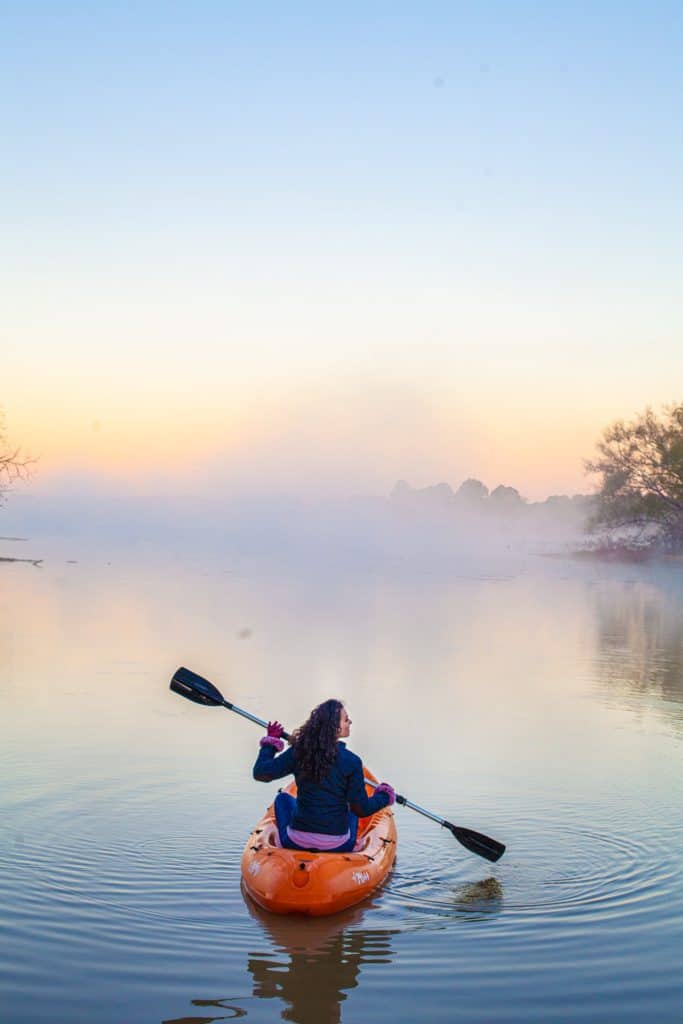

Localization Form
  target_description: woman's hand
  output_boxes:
[259,720,285,751]
[375,782,396,806]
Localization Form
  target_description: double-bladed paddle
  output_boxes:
[169,665,505,863]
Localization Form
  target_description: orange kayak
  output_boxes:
[241,769,398,916]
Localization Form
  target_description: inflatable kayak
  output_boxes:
[241,769,397,916]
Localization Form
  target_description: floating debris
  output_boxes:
[453,877,503,905]
[0,557,43,567]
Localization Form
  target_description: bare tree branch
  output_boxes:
[0,410,36,504]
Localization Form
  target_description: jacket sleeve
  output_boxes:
[346,758,390,817]
[253,743,296,782]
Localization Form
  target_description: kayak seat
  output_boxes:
[262,818,371,853]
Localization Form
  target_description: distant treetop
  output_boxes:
[585,402,683,553]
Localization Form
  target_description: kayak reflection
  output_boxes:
[244,889,398,1024]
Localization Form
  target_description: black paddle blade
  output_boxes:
[445,821,506,863]
[170,666,225,707]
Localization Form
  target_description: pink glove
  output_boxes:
[375,782,396,806]
[259,720,285,752]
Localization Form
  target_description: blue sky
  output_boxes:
[2,2,681,498]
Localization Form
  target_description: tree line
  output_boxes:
[2,402,681,553]
[392,402,682,554]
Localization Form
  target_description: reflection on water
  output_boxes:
[242,893,397,1024]
[593,582,683,726]
[2,554,683,1023]
[163,896,397,1024]
[163,1008,246,1023]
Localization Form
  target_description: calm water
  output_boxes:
[1,540,682,1023]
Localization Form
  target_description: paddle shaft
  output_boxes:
[170,665,505,862]
[376,788,449,825]
[224,700,501,860]
[221,698,292,742]
[217,691,489,845]
[225,698,423,816]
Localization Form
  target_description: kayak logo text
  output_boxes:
[351,870,370,885]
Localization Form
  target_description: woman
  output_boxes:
[253,698,395,853]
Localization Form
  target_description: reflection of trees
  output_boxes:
[593,584,683,725]
[244,894,397,1024]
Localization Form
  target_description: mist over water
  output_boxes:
[1,493,682,1023]
[3,0,682,1016]
[1,482,589,573]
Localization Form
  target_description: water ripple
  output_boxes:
[385,818,682,929]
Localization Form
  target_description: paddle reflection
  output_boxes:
[244,892,398,1024]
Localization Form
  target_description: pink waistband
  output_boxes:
[286,826,350,850]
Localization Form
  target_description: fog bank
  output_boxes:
[1,481,591,573]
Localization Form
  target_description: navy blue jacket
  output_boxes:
[253,741,390,835]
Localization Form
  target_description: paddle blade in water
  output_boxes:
[170,666,225,707]
[444,821,506,862]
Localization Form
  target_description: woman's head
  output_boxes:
[337,705,352,738]
[291,698,349,782]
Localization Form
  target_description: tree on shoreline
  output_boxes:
[0,409,33,506]
[584,403,683,552]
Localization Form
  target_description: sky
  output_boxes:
[2,1,682,501]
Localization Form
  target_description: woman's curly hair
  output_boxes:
[291,699,343,783]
